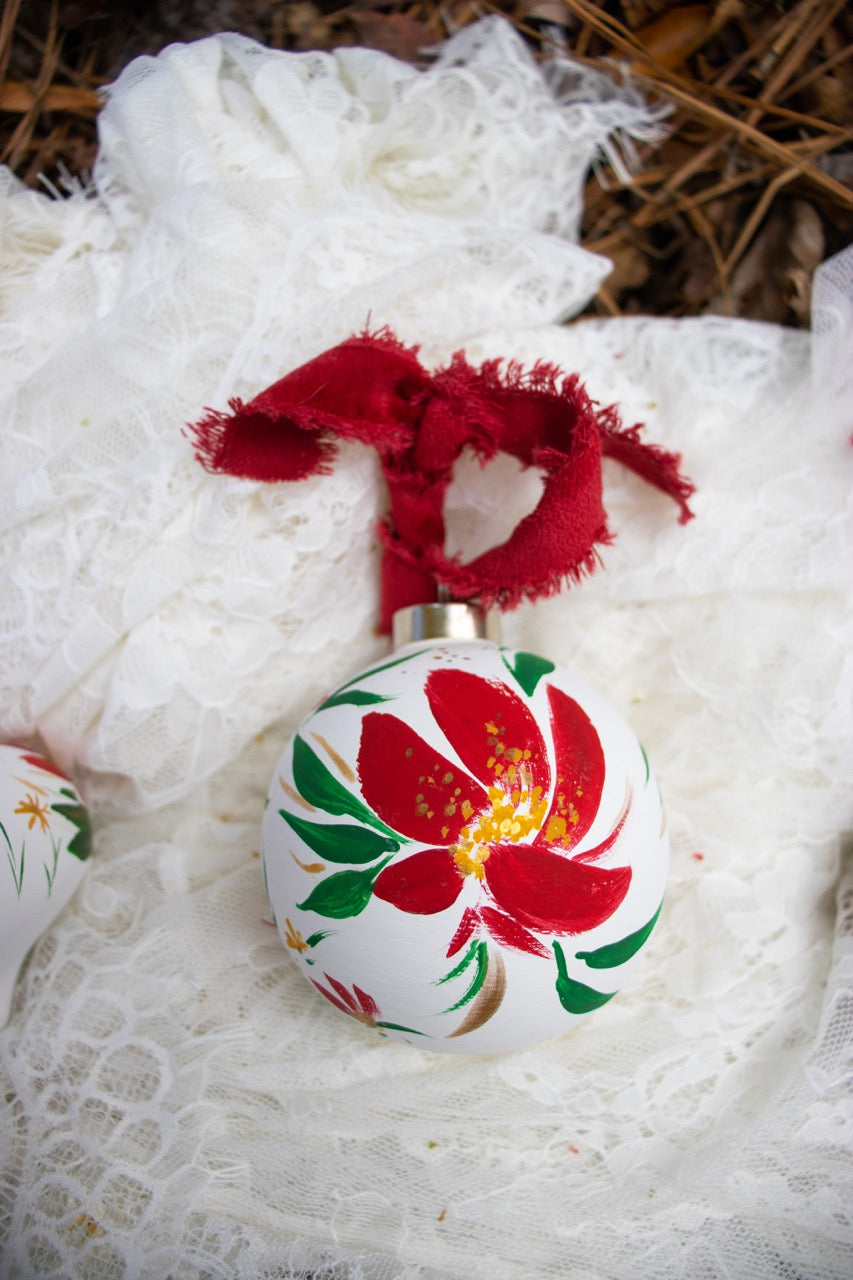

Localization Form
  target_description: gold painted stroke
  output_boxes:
[448,949,507,1038]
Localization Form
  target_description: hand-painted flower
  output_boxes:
[312,973,383,1026]
[357,669,632,957]
[14,792,51,833]
[311,973,424,1038]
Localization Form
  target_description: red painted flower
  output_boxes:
[311,973,424,1037]
[357,668,632,958]
[312,973,383,1027]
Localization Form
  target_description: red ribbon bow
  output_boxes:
[187,329,694,632]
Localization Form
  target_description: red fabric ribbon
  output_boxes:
[187,329,694,632]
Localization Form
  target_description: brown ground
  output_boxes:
[1,1,851,325]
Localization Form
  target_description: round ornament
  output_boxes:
[0,744,91,1027]
[262,604,667,1053]
[189,329,692,1053]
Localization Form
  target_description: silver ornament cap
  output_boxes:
[391,601,502,647]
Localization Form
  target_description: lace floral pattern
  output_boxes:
[1,17,851,1280]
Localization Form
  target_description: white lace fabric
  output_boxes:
[0,17,851,1280]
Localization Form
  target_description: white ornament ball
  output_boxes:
[0,745,91,1027]
[263,613,667,1053]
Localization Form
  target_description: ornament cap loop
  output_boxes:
[391,602,501,648]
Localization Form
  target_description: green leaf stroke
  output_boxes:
[279,810,399,864]
[1,819,25,897]
[553,941,616,1015]
[51,791,92,860]
[435,939,481,986]
[318,689,394,712]
[576,899,664,970]
[442,941,488,1013]
[502,650,555,697]
[297,857,393,919]
[291,735,399,839]
[336,647,430,691]
[305,930,334,949]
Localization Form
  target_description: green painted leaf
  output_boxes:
[305,930,334,949]
[576,899,663,970]
[376,1022,427,1036]
[43,832,60,896]
[291,735,398,839]
[297,857,392,919]
[336,647,430,691]
[502,650,555,697]
[639,742,651,785]
[51,793,92,860]
[442,941,488,1013]
[553,941,616,1014]
[435,939,480,986]
[2,819,24,897]
[318,689,394,711]
[279,810,399,864]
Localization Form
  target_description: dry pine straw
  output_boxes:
[1,0,851,325]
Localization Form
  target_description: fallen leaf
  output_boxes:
[633,5,713,70]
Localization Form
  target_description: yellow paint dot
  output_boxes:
[546,814,567,843]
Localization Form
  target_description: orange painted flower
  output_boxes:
[357,668,631,958]
[284,917,309,953]
[14,792,51,833]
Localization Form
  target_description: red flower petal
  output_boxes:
[540,686,605,849]
[358,711,485,845]
[313,979,357,1017]
[426,668,550,796]
[21,752,69,781]
[353,985,381,1021]
[323,973,360,1013]
[374,848,464,915]
[447,906,481,957]
[573,786,631,865]
[485,844,631,935]
[479,905,551,957]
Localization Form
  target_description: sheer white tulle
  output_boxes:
[0,17,851,1280]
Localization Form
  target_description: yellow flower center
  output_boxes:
[450,762,549,880]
